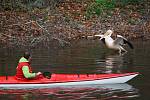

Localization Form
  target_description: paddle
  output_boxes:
[42,72,52,79]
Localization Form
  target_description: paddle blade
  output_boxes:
[43,72,52,79]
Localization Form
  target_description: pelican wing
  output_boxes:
[114,35,134,49]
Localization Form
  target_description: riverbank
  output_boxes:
[0,0,150,47]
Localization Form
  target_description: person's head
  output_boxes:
[23,51,31,60]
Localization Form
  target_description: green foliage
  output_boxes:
[86,3,102,18]
[0,0,62,11]
[116,0,143,7]
[86,0,115,18]
[86,0,144,18]
[1,0,25,11]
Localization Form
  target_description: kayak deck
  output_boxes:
[0,72,138,84]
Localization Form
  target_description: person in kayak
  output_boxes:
[15,51,42,80]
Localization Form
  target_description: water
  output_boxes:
[0,40,150,100]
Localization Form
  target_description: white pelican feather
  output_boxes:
[95,30,134,54]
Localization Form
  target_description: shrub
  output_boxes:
[86,0,115,18]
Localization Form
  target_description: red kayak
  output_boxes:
[0,72,138,88]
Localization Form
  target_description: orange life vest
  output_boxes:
[15,62,32,80]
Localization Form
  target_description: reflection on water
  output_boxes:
[0,84,139,100]
[95,53,124,74]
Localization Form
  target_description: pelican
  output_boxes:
[95,30,134,54]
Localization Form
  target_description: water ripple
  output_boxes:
[0,84,139,100]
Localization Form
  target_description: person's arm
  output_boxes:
[22,66,36,78]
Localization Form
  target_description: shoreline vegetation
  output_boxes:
[0,0,150,48]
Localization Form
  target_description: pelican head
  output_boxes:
[104,30,113,37]
[100,30,113,40]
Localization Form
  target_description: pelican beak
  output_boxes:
[104,32,108,37]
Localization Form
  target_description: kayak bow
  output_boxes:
[0,72,139,88]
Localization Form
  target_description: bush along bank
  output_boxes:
[0,0,150,48]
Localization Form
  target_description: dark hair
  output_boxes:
[23,52,31,59]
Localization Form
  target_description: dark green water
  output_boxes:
[0,40,150,100]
